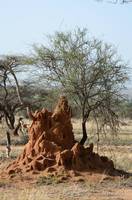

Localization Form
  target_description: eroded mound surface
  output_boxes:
[6,96,115,176]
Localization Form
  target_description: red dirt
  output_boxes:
[4,96,122,177]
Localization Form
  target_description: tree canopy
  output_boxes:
[31,28,128,145]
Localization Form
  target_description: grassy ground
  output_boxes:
[0,119,132,200]
[72,119,132,173]
[0,176,132,200]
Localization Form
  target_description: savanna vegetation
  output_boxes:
[0,28,132,200]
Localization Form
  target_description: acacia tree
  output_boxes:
[32,29,128,145]
[0,56,50,127]
[0,56,26,129]
[0,56,23,156]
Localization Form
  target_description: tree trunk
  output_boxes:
[80,109,90,146]
[9,66,23,105]
[5,114,15,130]
[6,131,11,158]
[9,115,15,129]
[80,120,87,145]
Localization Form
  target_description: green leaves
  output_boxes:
[32,28,128,143]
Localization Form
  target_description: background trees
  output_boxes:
[96,0,132,3]
[0,56,24,130]
[31,29,128,145]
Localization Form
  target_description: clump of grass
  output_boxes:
[111,137,132,146]
[113,155,132,172]
[0,179,10,188]
[118,176,132,188]
[0,135,29,146]
[0,181,6,188]
[36,175,62,186]
[0,151,18,160]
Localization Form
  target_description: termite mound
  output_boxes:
[6,96,116,176]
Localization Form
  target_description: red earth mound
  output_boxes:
[5,96,116,176]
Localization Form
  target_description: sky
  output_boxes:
[0,0,132,75]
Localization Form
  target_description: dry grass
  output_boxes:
[0,175,132,200]
[72,118,132,173]
[0,118,132,200]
